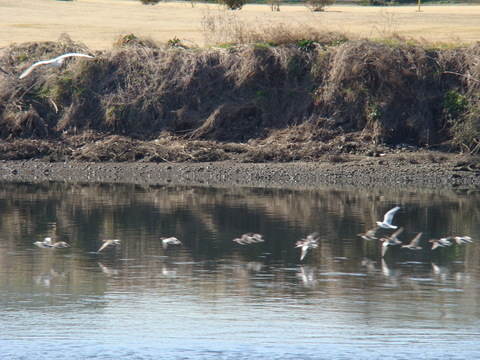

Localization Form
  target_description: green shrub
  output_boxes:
[219,0,246,10]
[297,39,317,52]
[443,90,480,153]
[302,0,335,11]
[139,0,161,4]
[267,0,282,11]
[443,90,468,116]
[369,0,396,5]
[166,37,182,47]
[449,105,480,154]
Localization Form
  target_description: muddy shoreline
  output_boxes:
[1,152,479,189]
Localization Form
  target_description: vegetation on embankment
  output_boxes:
[0,34,480,162]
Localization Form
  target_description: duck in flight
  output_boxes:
[97,239,121,253]
[52,241,70,248]
[357,226,380,241]
[19,53,94,79]
[376,206,401,229]
[34,237,70,249]
[161,237,182,249]
[401,232,423,251]
[233,233,264,245]
[429,237,452,250]
[34,237,53,249]
[296,232,320,261]
[452,236,473,245]
[380,227,403,257]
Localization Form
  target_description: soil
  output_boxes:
[1,132,479,189]
[1,150,479,189]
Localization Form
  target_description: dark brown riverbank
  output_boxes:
[2,38,480,189]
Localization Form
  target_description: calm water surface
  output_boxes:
[1,182,480,359]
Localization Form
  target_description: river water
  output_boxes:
[1,182,479,359]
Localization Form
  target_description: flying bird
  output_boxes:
[357,226,380,241]
[429,237,452,250]
[452,236,473,245]
[161,237,182,249]
[296,232,320,261]
[233,233,264,245]
[97,239,121,253]
[34,237,70,249]
[34,237,53,248]
[376,206,401,229]
[401,232,423,250]
[380,227,403,257]
[19,53,94,79]
[52,241,70,249]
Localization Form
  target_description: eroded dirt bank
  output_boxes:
[2,37,480,151]
[2,37,480,188]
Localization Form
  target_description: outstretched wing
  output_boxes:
[306,232,320,241]
[57,53,94,61]
[390,227,404,241]
[366,226,380,237]
[300,246,308,261]
[383,206,400,225]
[410,232,423,246]
[97,241,111,253]
[19,53,93,79]
[19,60,52,79]
[381,241,389,257]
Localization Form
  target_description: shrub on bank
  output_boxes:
[219,0,247,10]
[139,0,161,4]
[2,35,480,155]
[302,0,335,11]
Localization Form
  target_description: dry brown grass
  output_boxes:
[2,35,480,160]
[2,1,480,161]
[2,1,480,49]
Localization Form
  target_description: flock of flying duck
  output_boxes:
[357,206,473,257]
[230,205,474,260]
[33,206,474,261]
[33,236,182,253]
[233,232,320,261]
[32,231,320,261]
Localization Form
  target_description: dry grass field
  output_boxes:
[1,0,480,49]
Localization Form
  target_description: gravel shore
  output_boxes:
[1,152,479,189]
